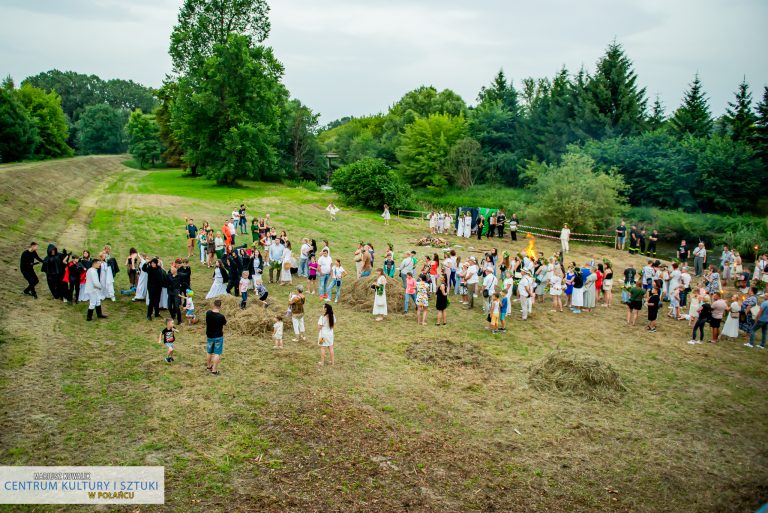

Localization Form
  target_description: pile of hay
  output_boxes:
[528,350,627,401]
[415,236,449,248]
[198,294,273,336]
[406,339,497,371]
[342,275,405,313]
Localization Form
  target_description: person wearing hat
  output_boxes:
[560,223,571,254]
[518,268,534,320]
[464,256,480,309]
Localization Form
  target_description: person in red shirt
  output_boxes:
[595,263,605,304]
[222,220,232,248]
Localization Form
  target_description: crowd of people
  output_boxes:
[18,203,768,375]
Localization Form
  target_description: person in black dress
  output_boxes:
[42,243,68,300]
[646,284,660,332]
[19,242,44,298]
[476,216,485,241]
[435,276,448,326]
[143,258,165,320]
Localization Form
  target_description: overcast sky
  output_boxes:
[2,0,766,124]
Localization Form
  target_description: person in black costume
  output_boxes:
[42,243,69,300]
[143,258,165,320]
[166,265,184,325]
[19,242,44,298]
[225,250,241,296]
[177,258,192,293]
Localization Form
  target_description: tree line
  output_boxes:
[321,44,768,216]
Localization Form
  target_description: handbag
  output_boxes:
[482,289,490,298]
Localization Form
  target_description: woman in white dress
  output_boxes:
[463,213,472,238]
[372,268,388,321]
[721,295,741,338]
[317,303,336,366]
[99,252,115,301]
[429,212,437,234]
[442,213,452,235]
[206,260,229,299]
[457,214,465,239]
[78,250,92,302]
[549,266,564,312]
[280,240,293,285]
[133,255,148,301]
[381,204,390,226]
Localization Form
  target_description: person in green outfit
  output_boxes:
[251,218,259,243]
[626,279,645,326]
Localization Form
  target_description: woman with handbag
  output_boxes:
[280,240,293,285]
[372,268,388,321]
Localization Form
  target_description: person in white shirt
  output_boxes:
[502,271,515,316]
[299,239,311,277]
[482,268,498,312]
[85,260,107,321]
[693,242,707,276]
[560,224,571,254]
[231,209,240,228]
[518,268,534,320]
[465,257,479,309]
[317,249,333,300]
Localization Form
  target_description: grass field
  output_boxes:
[0,156,766,513]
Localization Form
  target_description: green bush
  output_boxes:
[413,184,528,212]
[331,157,413,210]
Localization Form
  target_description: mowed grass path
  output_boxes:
[0,156,766,513]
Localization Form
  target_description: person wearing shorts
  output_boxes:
[626,282,644,326]
[205,300,227,375]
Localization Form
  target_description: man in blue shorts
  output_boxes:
[205,299,227,375]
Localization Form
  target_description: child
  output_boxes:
[239,271,250,309]
[180,289,196,325]
[254,279,269,308]
[158,318,178,363]
[307,255,318,294]
[499,294,509,332]
[490,293,501,334]
[646,284,660,332]
[687,291,701,326]
[272,314,284,349]
[668,285,681,320]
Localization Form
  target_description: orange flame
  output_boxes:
[526,233,537,260]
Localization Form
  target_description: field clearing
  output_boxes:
[0,156,766,512]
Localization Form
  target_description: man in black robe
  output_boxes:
[143,258,165,320]
[166,265,184,325]
[42,243,68,300]
[225,251,241,296]
[19,242,43,298]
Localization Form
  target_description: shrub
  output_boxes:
[331,157,413,210]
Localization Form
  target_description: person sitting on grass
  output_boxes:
[159,318,178,363]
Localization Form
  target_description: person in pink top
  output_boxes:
[404,272,417,313]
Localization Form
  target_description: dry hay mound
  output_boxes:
[342,275,405,313]
[198,294,273,336]
[415,236,449,248]
[528,350,627,401]
[406,339,497,371]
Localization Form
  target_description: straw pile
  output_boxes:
[198,294,273,336]
[528,350,627,402]
[415,236,449,248]
[342,275,405,313]
[406,339,497,370]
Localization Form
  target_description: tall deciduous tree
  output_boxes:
[155,81,185,168]
[169,0,271,75]
[172,34,286,183]
[584,42,647,139]
[669,75,712,138]
[77,103,127,154]
[397,112,467,188]
[126,109,163,168]
[16,83,73,159]
[723,78,756,142]
[0,85,38,162]
[279,98,324,181]
[445,137,484,188]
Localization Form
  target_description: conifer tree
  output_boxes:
[648,95,666,131]
[723,78,756,142]
[750,86,768,166]
[669,74,712,138]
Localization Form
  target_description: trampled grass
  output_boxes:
[0,156,766,512]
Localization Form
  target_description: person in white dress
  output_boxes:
[206,260,229,299]
[429,212,437,234]
[463,213,472,238]
[382,204,390,226]
[317,303,336,366]
[560,224,571,254]
[457,214,465,239]
[133,254,148,301]
[98,252,116,301]
[372,269,388,321]
[280,241,293,284]
[442,213,452,235]
[84,260,107,321]
[721,295,741,338]
[326,203,339,221]
[549,267,564,312]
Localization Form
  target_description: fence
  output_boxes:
[397,209,431,220]
[517,224,615,246]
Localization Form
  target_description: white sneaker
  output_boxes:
[757,345,764,350]
[687,340,697,345]
[744,343,754,348]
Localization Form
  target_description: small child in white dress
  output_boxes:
[272,314,284,349]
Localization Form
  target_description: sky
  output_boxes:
[1,0,767,124]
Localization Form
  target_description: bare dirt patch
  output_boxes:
[528,349,627,402]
